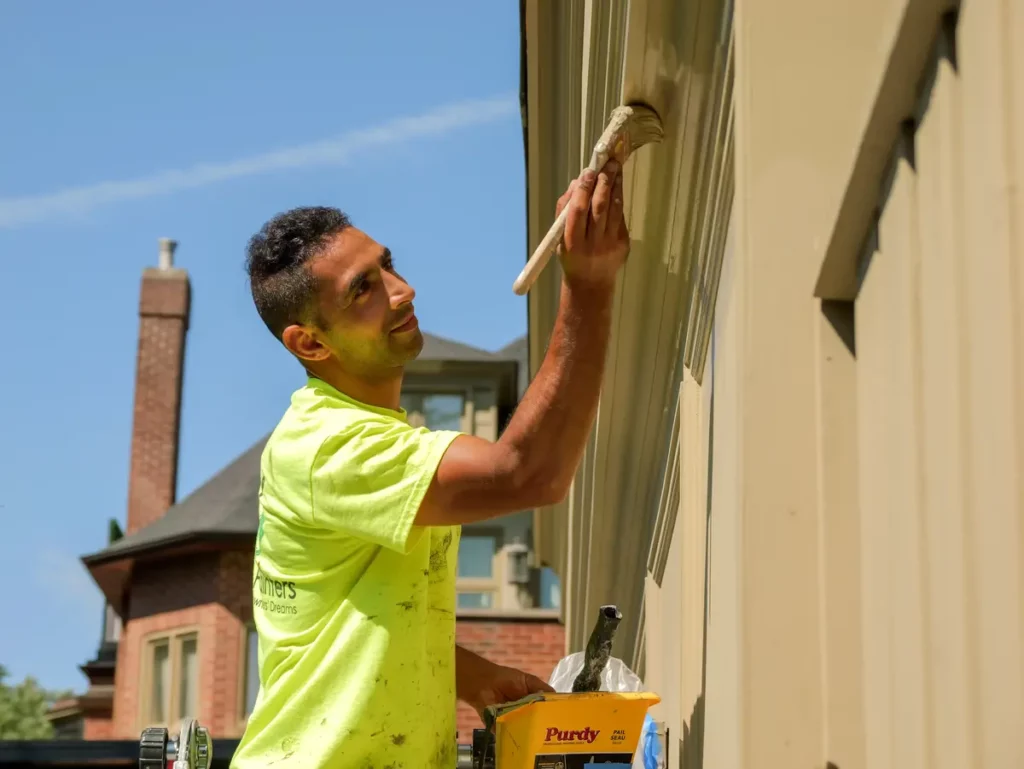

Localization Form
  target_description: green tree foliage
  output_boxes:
[0,665,68,740]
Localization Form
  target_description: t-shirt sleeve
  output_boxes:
[308,417,461,553]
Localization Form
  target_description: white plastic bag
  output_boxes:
[547,653,664,768]
[547,651,645,694]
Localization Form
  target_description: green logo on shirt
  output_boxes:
[253,564,299,615]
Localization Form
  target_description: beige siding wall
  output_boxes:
[658,1,1024,767]
[851,5,1023,766]
[643,365,713,766]
[525,0,1021,766]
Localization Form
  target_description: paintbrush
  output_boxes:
[512,102,664,296]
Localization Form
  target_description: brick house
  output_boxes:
[53,240,565,744]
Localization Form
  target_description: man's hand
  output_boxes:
[556,160,630,290]
[456,646,554,722]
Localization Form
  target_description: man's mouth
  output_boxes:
[391,311,418,333]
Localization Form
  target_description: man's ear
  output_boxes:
[281,324,331,363]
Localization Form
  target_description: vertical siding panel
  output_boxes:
[855,257,891,769]
[855,238,892,769]
[642,573,668,727]
[958,1,1024,765]
[873,150,929,769]
[702,250,742,769]
[912,39,974,769]
[679,369,708,769]
[666,473,686,768]
[651,441,684,758]
[814,299,864,769]
[1008,7,1024,743]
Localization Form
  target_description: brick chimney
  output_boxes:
[125,238,190,535]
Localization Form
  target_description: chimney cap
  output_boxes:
[158,238,178,270]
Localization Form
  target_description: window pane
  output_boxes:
[244,629,260,716]
[150,641,170,723]
[421,394,463,431]
[177,637,198,720]
[400,393,465,431]
[540,567,562,610]
[458,536,496,579]
[457,592,494,609]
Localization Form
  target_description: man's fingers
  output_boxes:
[555,179,577,218]
[554,180,578,255]
[524,673,555,694]
[589,160,619,238]
[565,169,597,252]
[607,170,625,239]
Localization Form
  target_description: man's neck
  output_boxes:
[308,363,404,412]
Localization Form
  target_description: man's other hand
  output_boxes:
[456,646,555,721]
[469,663,554,721]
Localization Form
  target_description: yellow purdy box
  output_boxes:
[490,690,661,768]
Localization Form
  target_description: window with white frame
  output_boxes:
[103,603,122,644]
[456,533,500,609]
[142,630,198,730]
[400,392,466,431]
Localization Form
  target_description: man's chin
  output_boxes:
[391,327,424,361]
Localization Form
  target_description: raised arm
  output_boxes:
[415,160,628,526]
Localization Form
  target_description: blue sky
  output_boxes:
[0,1,529,691]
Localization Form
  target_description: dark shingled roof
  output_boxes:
[418,332,498,362]
[83,332,527,566]
[83,436,268,564]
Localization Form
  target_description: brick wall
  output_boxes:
[111,550,253,739]
[454,617,566,743]
[212,551,254,735]
[83,717,114,740]
[125,264,190,535]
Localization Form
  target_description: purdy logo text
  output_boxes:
[544,727,601,744]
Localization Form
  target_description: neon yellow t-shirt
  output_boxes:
[231,377,462,769]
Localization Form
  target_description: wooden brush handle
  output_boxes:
[512,204,571,296]
[512,141,613,296]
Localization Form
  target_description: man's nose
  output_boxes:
[384,270,415,308]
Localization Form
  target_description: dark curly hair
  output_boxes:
[245,206,351,339]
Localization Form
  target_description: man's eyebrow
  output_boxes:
[343,248,392,301]
[345,268,370,300]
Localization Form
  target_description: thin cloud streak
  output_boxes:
[0,95,518,229]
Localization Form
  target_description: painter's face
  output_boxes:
[294,227,422,375]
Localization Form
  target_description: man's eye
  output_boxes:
[354,279,369,297]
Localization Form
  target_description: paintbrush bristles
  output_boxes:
[623,103,666,146]
[593,104,664,166]
[511,101,665,296]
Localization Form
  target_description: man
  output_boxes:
[231,158,628,768]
